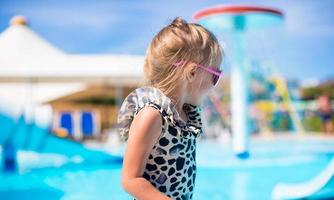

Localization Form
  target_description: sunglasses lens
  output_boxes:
[213,75,220,86]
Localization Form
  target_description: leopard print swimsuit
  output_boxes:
[117,86,203,200]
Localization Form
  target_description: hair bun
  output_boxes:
[170,17,188,28]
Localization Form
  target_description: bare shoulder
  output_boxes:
[128,106,163,144]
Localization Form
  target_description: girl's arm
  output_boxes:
[121,106,172,200]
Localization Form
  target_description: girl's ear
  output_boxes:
[186,63,197,83]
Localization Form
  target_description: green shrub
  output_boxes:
[303,115,323,132]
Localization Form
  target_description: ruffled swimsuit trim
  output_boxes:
[117,86,203,141]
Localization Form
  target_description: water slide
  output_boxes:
[271,76,304,133]
[272,157,334,200]
[1,112,122,171]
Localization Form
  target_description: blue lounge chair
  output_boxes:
[60,112,73,136]
[81,111,94,137]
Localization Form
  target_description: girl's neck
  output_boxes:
[155,84,188,122]
[166,86,188,122]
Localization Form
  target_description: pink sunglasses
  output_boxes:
[172,61,223,86]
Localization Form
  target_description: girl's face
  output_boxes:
[185,67,217,105]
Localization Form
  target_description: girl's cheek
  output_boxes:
[193,73,212,99]
[202,75,213,91]
[199,85,211,101]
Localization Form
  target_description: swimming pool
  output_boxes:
[1,136,333,200]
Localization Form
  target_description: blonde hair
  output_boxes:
[143,17,223,101]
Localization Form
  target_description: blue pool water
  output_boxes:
[1,137,334,200]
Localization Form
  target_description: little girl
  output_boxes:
[117,17,223,200]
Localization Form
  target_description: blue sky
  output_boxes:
[0,0,333,82]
